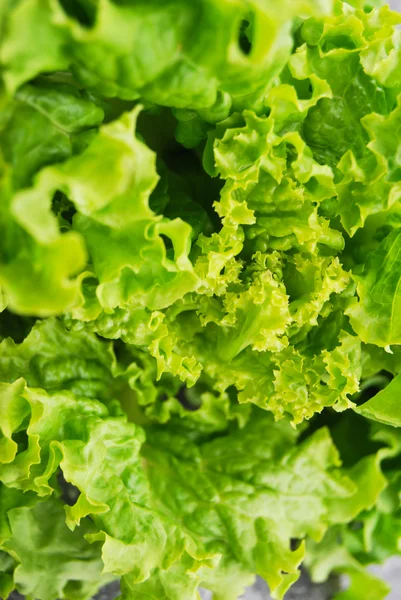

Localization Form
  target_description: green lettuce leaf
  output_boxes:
[0,318,119,403]
[1,79,104,188]
[0,0,70,94]
[13,106,199,312]
[306,420,401,600]
[0,76,107,316]
[2,0,401,598]
[307,527,391,600]
[133,413,367,600]
[0,373,376,600]
[1,0,333,111]
[2,498,113,600]
[355,372,401,426]
[0,155,87,316]
[298,3,401,237]
[347,230,401,347]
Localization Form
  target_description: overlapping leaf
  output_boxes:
[1,0,401,598]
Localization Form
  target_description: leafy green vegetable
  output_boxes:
[348,230,401,347]
[2,0,401,598]
[2,498,114,600]
[356,372,401,426]
[306,418,401,599]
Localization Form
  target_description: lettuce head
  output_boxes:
[1,0,401,599]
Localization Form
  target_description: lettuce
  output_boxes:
[1,0,401,599]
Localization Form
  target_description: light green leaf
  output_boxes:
[0,318,119,403]
[348,230,401,347]
[355,372,401,427]
[307,528,390,600]
[0,156,87,317]
[139,414,358,599]
[13,107,199,312]
[120,554,208,600]
[2,497,113,600]
[0,0,70,93]
[1,79,104,188]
